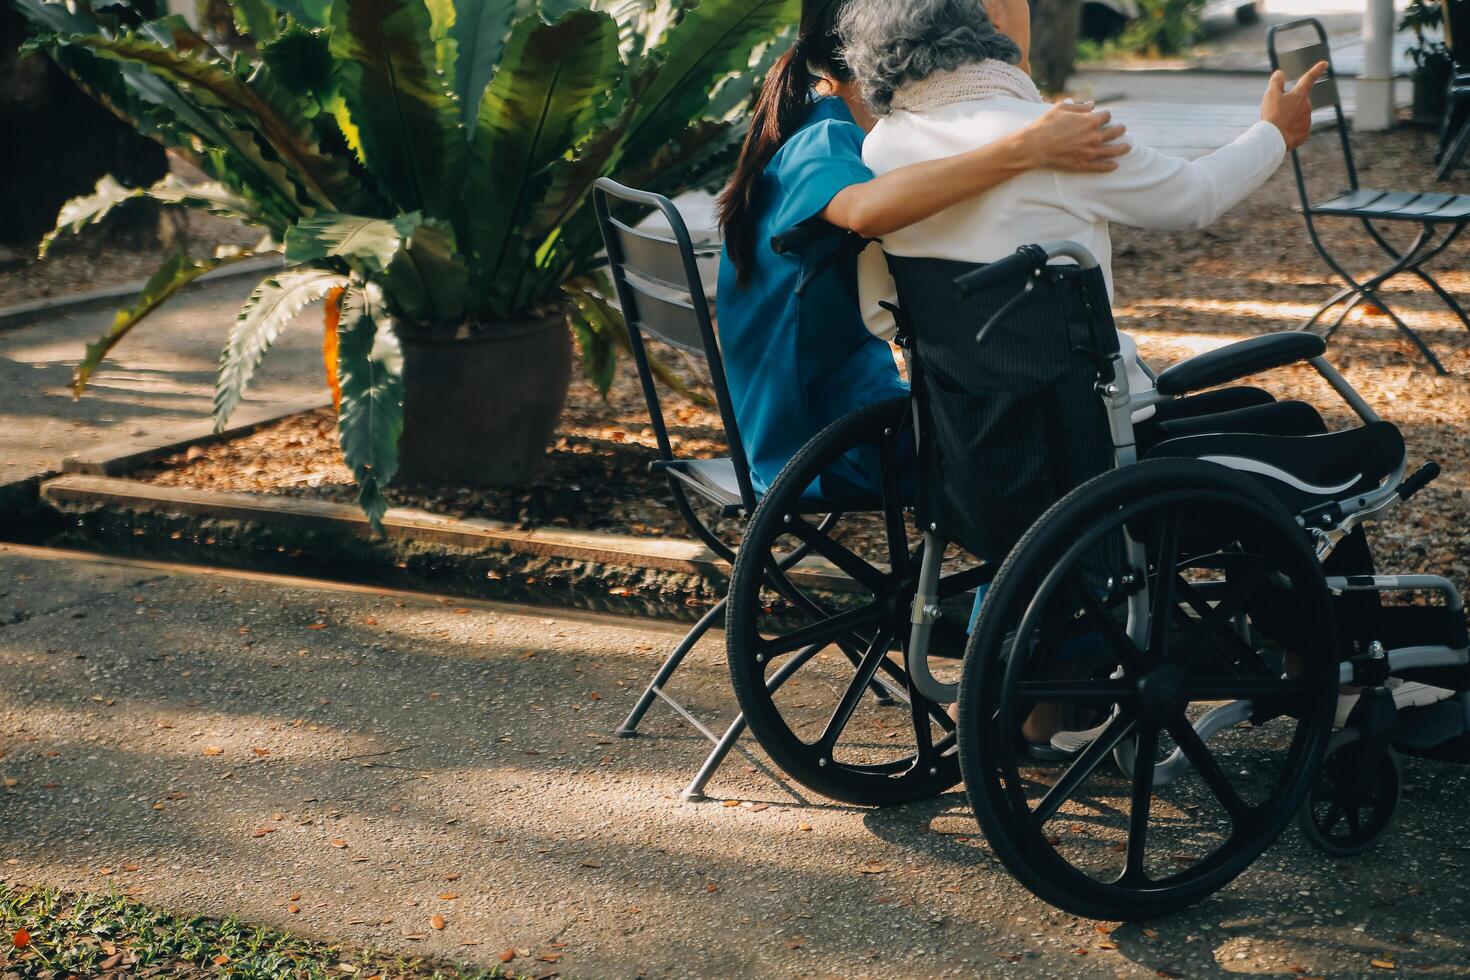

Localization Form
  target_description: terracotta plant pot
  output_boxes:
[394,314,571,489]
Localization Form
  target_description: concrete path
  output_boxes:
[0,276,324,491]
[3,544,1468,978]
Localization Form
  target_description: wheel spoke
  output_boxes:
[1013,680,1136,705]
[1148,509,1182,662]
[1067,573,1151,673]
[1322,800,1346,834]
[817,629,895,755]
[1164,578,1281,678]
[938,564,995,599]
[760,602,887,658]
[1122,725,1158,885]
[1032,712,1138,826]
[1171,581,1276,681]
[877,431,912,579]
[875,657,954,732]
[1176,561,1274,670]
[788,518,891,592]
[1168,718,1258,831]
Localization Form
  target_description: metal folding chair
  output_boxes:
[591,178,848,801]
[1435,0,1470,179]
[1269,18,1470,374]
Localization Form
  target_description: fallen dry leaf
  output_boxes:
[330,839,347,848]
[11,928,29,948]
[706,883,718,893]
[429,914,446,930]
[438,892,458,900]
[251,747,271,757]
[213,954,230,965]
[722,800,741,808]
[1370,961,1396,970]
[287,904,300,915]
[202,746,224,757]
[798,822,812,832]
[857,859,888,874]
[580,859,601,868]
[499,949,515,963]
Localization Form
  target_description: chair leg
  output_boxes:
[1439,116,1470,181]
[681,713,748,801]
[616,596,728,738]
[1436,88,1466,163]
[1304,221,1453,373]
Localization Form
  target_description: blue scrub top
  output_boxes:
[716,96,909,496]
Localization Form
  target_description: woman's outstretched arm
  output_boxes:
[823,101,1128,238]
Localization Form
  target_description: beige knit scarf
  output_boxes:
[888,60,1043,113]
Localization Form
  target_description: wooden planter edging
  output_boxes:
[36,475,859,623]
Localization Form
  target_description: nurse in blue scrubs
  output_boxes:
[715,0,1129,496]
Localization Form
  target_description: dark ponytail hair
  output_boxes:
[718,0,853,286]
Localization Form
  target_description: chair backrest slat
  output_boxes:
[621,274,707,353]
[1276,41,1339,110]
[592,177,758,512]
[607,218,696,294]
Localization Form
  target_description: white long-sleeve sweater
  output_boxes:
[858,93,1287,399]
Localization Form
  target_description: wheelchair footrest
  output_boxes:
[1393,697,1470,763]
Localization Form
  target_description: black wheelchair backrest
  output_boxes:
[887,253,1122,560]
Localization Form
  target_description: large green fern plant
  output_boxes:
[15,0,794,524]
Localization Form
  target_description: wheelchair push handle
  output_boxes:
[770,220,873,298]
[771,220,841,255]
[1398,460,1441,501]
[953,241,1102,298]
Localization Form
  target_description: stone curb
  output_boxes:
[0,256,283,331]
[62,398,331,477]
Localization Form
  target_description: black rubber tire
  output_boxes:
[959,458,1338,920]
[1297,729,1401,857]
[727,398,965,806]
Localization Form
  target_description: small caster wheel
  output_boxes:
[1298,729,1401,857]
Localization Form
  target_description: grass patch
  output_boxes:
[0,882,516,979]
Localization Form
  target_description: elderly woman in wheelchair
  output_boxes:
[720,0,1470,921]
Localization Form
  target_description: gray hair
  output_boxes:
[838,0,1021,115]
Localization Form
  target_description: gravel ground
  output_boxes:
[141,123,1470,601]
[2,544,1470,979]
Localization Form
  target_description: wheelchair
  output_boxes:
[723,229,1470,920]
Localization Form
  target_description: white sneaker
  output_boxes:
[1049,719,1113,756]
[1334,677,1455,728]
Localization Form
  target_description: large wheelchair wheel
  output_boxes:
[726,398,986,805]
[959,459,1338,919]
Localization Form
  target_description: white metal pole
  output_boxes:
[1357,0,1397,131]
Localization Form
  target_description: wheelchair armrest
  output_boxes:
[1154,332,1327,397]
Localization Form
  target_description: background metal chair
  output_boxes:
[1269,18,1470,374]
[1436,0,1470,179]
[592,178,860,801]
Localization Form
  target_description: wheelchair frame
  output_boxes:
[904,242,1470,714]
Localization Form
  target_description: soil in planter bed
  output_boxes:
[141,124,1470,600]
